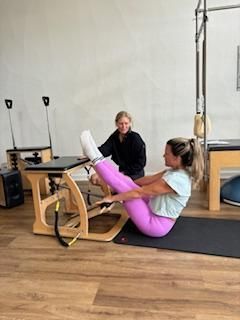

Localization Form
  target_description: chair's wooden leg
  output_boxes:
[63,172,88,237]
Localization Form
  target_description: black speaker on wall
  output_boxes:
[0,169,24,208]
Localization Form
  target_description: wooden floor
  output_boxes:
[0,187,240,320]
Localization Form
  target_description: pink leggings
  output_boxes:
[95,160,175,237]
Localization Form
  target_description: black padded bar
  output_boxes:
[25,156,89,171]
[207,139,240,151]
[7,146,51,152]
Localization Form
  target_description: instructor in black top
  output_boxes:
[90,111,146,190]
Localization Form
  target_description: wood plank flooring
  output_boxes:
[0,187,240,320]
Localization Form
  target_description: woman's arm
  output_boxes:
[134,170,166,186]
[98,134,114,157]
[101,177,174,203]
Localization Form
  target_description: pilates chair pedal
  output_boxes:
[99,202,115,214]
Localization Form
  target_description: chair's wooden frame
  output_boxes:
[25,158,128,241]
[209,150,240,211]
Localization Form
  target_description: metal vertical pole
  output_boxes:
[5,99,17,149]
[195,4,200,113]
[42,96,53,159]
[202,0,208,181]
[8,109,16,149]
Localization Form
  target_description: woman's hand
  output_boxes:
[96,195,113,205]
[96,196,115,213]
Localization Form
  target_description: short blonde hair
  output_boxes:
[115,111,132,125]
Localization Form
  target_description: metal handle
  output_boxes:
[42,96,50,107]
[5,99,13,109]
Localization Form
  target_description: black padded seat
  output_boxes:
[25,156,89,172]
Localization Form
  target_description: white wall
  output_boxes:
[0,0,240,174]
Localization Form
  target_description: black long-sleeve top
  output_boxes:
[99,130,146,180]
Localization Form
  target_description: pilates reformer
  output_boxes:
[25,156,128,243]
[194,1,240,210]
[195,0,240,151]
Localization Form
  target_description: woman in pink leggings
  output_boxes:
[80,130,204,237]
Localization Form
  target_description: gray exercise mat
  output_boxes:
[114,216,240,258]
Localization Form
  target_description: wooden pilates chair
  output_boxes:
[25,156,128,242]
